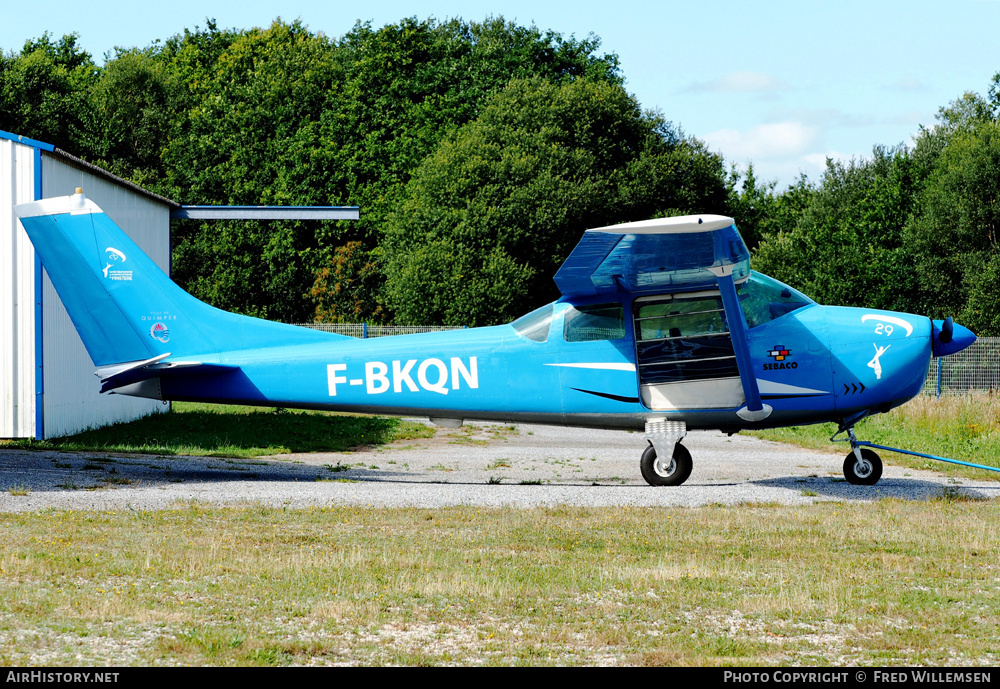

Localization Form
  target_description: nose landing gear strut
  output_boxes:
[833,425,1000,485]
[834,427,883,485]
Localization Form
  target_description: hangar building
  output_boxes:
[1,130,176,439]
[2,129,357,440]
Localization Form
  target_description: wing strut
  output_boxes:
[711,267,772,422]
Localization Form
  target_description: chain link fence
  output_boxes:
[922,337,1000,396]
[296,323,466,338]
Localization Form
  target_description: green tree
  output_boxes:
[308,17,623,322]
[0,33,97,151]
[154,20,340,322]
[382,77,728,326]
[753,146,921,311]
[726,166,815,252]
[906,115,1000,332]
[147,17,623,323]
[83,48,180,186]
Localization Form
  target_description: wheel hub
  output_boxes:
[653,454,676,477]
[853,456,873,478]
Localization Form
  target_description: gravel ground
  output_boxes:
[1,422,997,512]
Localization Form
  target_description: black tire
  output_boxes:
[640,442,693,486]
[843,448,883,485]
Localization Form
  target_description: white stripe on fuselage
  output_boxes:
[757,379,829,395]
[545,363,637,371]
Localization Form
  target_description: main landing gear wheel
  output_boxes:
[843,447,883,486]
[640,442,693,486]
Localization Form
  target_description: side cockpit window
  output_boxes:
[563,303,626,342]
[511,303,555,342]
[737,273,815,329]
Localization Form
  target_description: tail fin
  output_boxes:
[14,190,342,368]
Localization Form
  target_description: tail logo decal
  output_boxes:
[103,247,132,281]
[149,322,170,343]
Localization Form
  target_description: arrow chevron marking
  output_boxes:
[842,381,867,395]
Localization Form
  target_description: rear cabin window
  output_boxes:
[511,303,555,342]
[563,303,626,342]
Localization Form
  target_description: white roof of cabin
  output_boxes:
[587,214,735,235]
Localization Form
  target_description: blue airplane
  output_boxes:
[14,190,977,486]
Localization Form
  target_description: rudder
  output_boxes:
[15,190,342,368]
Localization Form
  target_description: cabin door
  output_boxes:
[633,291,745,410]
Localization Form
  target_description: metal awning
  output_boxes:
[170,205,359,220]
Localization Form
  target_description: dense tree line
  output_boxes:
[0,19,731,325]
[2,19,999,332]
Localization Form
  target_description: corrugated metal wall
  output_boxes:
[39,155,171,438]
[0,139,37,438]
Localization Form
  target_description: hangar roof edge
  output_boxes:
[0,129,180,209]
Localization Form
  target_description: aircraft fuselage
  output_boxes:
[15,194,976,486]
[125,299,936,434]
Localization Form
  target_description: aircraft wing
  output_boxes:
[553,215,749,298]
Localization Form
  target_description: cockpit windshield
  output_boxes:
[737,272,815,329]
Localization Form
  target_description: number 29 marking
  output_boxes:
[861,314,913,337]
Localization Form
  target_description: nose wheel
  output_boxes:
[834,427,884,485]
[843,447,883,485]
[640,442,693,486]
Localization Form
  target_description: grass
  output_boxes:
[0,501,998,666]
[2,402,435,458]
[3,396,1000,665]
[750,394,1000,480]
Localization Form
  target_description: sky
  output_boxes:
[3,1,999,190]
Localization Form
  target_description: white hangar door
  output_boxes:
[0,138,38,438]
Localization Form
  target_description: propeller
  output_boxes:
[932,316,975,357]
[939,316,953,344]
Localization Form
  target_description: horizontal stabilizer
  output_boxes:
[97,356,239,393]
